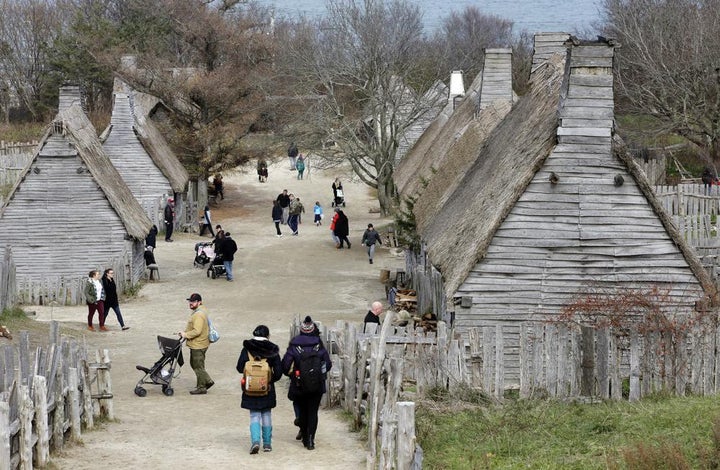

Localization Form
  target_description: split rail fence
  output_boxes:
[0,321,114,469]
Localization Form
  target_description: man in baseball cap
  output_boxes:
[179,293,214,394]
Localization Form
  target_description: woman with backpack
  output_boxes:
[236,325,283,454]
[282,316,332,450]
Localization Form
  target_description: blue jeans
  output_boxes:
[250,410,272,428]
[223,260,234,280]
[288,214,299,234]
[104,303,125,327]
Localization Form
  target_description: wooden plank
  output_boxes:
[396,402,416,470]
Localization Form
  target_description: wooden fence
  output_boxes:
[0,321,114,468]
[0,142,36,190]
[0,248,16,314]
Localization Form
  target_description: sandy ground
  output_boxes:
[33,159,402,469]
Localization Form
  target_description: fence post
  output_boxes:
[96,350,114,420]
[580,326,595,396]
[397,402,416,470]
[367,310,395,470]
[32,375,49,467]
[52,368,64,452]
[68,368,81,441]
[19,384,33,470]
[0,400,9,469]
[344,323,358,413]
[629,331,641,401]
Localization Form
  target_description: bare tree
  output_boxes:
[284,0,444,215]
[603,0,720,161]
[0,0,65,120]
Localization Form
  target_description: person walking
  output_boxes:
[296,154,306,179]
[84,270,107,331]
[333,209,351,249]
[361,223,382,264]
[313,201,323,226]
[329,208,340,246]
[199,205,215,237]
[332,178,343,206]
[218,232,238,281]
[236,325,283,454]
[287,142,299,170]
[178,293,214,395]
[282,316,332,450]
[277,189,291,225]
[101,269,129,330]
[164,197,175,242]
[272,200,283,238]
[213,174,224,200]
[288,195,305,236]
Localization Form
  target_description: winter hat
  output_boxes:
[300,316,316,334]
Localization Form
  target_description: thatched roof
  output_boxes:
[5,105,155,240]
[393,71,483,199]
[421,55,566,297]
[110,77,189,192]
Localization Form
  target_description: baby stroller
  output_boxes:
[194,242,215,267]
[331,188,346,207]
[207,253,227,279]
[134,336,184,397]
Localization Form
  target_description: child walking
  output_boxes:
[314,201,323,226]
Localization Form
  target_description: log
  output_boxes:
[68,368,81,441]
[367,310,395,470]
[19,384,32,470]
[32,376,49,467]
[397,402,416,470]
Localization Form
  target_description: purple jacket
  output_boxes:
[281,333,332,398]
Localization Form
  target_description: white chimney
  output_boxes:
[449,70,465,99]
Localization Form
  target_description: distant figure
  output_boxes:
[213,174,224,200]
[329,208,341,246]
[287,142,299,170]
[333,210,351,249]
[276,189,291,225]
[257,159,268,183]
[332,178,343,206]
[272,200,283,238]
[199,205,215,237]
[702,167,715,195]
[220,232,238,281]
[363,301,384,332]
[145,224,158,249]
[361,223,382,264]
[313,201,323,226]
[102,268,129,331]
[288,196,305,236]
[144,246,158,267]
[296,154,306,180]
[164,198,175,242]
[84,270,106,332]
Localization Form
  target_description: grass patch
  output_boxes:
[0,305,82,348]
[0,122,45,142]
[416,394,720,469]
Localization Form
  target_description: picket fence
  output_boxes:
[0,322,114,469]
[0,248,16,314]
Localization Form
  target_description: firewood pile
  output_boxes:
[391,289,439,332]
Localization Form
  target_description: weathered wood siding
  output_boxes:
[394,81,447,165]
[0,134,139,284]
[479,49,513,109]
[532,32,570,69]
[455,43,705,384]
[103,93,173,220]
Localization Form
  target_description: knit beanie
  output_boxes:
[300,316,316,334]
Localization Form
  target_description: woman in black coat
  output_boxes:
[236,325,283,454]
[332,210,351,249]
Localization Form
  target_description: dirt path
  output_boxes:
[34,160,401,469]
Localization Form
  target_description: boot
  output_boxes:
[262,426,272,452]
[250,422,261,454]
[306,434,315,450]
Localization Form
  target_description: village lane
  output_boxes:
[32,160,400,469]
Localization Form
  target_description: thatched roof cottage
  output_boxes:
[416,38,716,335]
[0,99,153,303]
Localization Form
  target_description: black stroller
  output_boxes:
[207,253,227,279]
[331,187,346,207]
[194,242,214,268]
[134,336,184,397]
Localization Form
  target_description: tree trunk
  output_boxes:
[376,177,397,217]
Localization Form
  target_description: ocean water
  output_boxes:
[254,0,603,35]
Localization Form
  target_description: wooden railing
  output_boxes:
[0,322,114,468]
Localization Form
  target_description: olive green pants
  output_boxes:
[189,348,213,389]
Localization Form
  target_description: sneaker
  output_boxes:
[189,388,207,395]
[250,443,260,454]
[263,444,272,452]
[87,326,95,332]
[369,259,373,264]
[292,231,299,236]
[122,326,130,331]
[99,326,109,332]
[277,234,282,238]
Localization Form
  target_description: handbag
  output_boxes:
[208,317,220,343]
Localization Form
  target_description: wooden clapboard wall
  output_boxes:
[103,93,173,216]
[454,43,706,382]
[0,134,134,280]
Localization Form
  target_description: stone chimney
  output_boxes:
[479,48,513,110]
